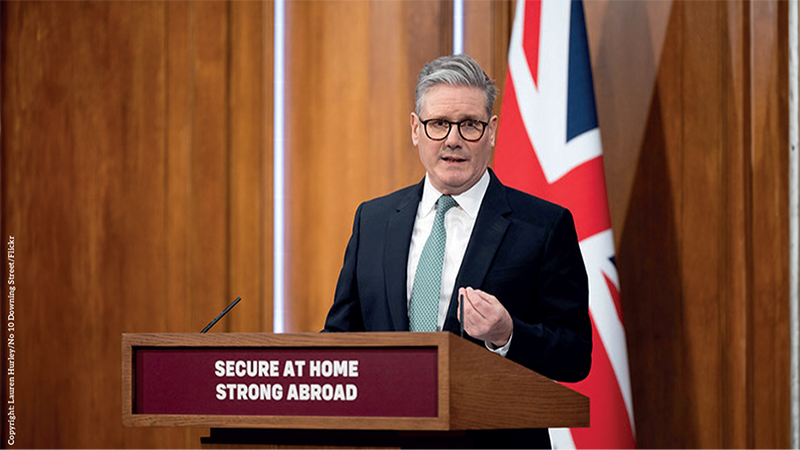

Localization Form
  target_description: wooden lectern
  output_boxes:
[122,332,588,448]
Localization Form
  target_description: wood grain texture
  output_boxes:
[1,1,272,448]
[749,1,790,447]
[229,0,271,333]
[718,2,751,448]
[681,2,726,447]
[448,338,589,430]
[189,0,231,332]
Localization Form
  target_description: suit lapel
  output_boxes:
[443,172,511,332]
[384,180,423,331]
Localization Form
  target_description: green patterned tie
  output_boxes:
[409,195,458,332]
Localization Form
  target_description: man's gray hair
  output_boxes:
[414,54,499,119]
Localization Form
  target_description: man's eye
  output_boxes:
[432,120,448,128]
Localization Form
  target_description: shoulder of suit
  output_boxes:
[488,169,567,213]
[358,183,421,212]
[495,179,561,208]
[500,183,571,221]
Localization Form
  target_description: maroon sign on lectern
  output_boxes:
[134,347,438,417]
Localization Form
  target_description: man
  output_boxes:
[324,54,591,448]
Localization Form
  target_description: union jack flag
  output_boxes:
[493,1,636,448]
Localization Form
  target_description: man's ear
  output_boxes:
[410,112,420,146]
[488,115,499,147]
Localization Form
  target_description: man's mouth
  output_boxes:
[442,155,467,163]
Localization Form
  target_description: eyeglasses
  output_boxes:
[420,118,489,142]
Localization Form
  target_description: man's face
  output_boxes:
[411,85,498,196]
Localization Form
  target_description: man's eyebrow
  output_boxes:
[430,115,483,121]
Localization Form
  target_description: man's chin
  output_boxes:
[436,175,477,196]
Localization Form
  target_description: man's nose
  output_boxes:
[445,124,463,147]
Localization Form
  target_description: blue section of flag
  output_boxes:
[566,0,598,143]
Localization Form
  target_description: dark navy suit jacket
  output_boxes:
[324,170,591,448]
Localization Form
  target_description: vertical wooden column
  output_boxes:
[1,1,273,447]
[228,0,273,333]
[749,1,790,447]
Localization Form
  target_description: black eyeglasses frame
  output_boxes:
[419,118,490,142]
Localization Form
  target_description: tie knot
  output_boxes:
[437,195,457,216]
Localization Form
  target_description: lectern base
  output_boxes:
[200,428,470,449]
[200,427,550,449]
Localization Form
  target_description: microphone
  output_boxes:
[459,292,465,338]
[200,297,242,333]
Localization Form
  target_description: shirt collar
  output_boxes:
[420,171,490,219]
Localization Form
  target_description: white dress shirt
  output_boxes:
[406,172,490,331]
[406,171,513,355]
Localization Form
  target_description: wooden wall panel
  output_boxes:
[750,1,790,447]
[595,1,790,448]
[165,0,194,335]
[719,3,750,447]
[682,2,727,446]
[284,0,453,332]
[0,3,174,447]
[611,5,692,446]
[189,1,230,332]
[229,0,272,333]
[286,0,372,333]
[1,1,272,448]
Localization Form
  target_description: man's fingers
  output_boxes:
[469,287,495,304]
[463,288,487,319]
[458,287,513,347]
